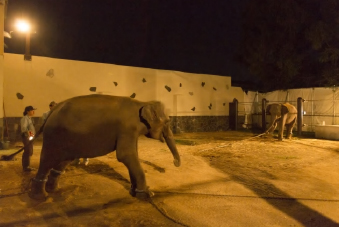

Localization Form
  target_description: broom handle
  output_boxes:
[6,146,25,157]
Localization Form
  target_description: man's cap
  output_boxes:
[49,101,57,106]
[25,106,37,112]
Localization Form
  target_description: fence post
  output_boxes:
[229,99,238,130]
[262,98,267,132]
[297,97,304,136]
[332,87,336,125]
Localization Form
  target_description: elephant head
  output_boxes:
[140,101,181,167]
[266,103,296,118]
[266,103,286,132]
[267,103,286,117]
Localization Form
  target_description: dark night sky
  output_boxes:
[4,0,250,81]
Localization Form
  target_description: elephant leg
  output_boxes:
[278,115,288,141]
[124,157,153,199]
[286,117,296,139]
[29,156,54,200]
[29,148,64,200]
[116,135,153,199]
[29,177,48,201]
[46,160,72,193]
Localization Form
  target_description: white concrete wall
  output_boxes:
[314,125,339,140]
[0,1,5,119]
[0,55,3,119]
[155,70,239,116]
[3,53,244,117]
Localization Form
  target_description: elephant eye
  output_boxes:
[153,111,157,119]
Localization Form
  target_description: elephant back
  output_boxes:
[282,103,297,114]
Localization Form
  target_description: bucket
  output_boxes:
[1,141,10,150]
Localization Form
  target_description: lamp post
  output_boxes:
[15,19,32,61]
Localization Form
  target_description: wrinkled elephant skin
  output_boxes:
[266,103,297,141]
[29,95,181,200]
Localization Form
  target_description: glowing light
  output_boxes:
[15,20,31,33]
[29,136,34,141]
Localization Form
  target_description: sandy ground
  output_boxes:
[0,131,339,227]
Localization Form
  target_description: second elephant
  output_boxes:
[266,103,297,140]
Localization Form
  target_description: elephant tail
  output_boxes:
[35,120,46,140]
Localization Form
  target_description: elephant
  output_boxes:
[29,94,181,200]
[265,103,297,140]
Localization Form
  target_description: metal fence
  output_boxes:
[238,88,339,132]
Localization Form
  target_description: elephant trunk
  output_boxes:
[163,123,181,167]
[265,120,276,133]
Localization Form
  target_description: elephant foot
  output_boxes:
[129,186,136,197]
[29,178,48,201]
[46,169,63,193]
[46,181,59,193]
[136,190,154,200]
[278,138,283,141]
[129,186,154,199]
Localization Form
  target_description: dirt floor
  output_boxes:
[0,131,339,227]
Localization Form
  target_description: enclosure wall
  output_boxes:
[2,54,245,143]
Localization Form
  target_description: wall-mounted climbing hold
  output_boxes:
[16,93,24,99]
[165,85,171,92]
[46,69,54,78]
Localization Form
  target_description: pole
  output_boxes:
[297,97,304,136]
[229,99,238,130]
[24,32,31,61]
[333,86,336,125]
[262,98,267,132]
[0,0,4,56]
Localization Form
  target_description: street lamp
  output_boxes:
[15,19,32,61]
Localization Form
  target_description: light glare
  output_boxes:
[16,20,31,32]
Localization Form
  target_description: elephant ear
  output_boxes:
[281,104,289,115]
[141,101,168,129]
[267,104,282,117]
[266,104,271,114]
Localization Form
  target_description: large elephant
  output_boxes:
[265,103,297,140]
[29,94,181,200]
